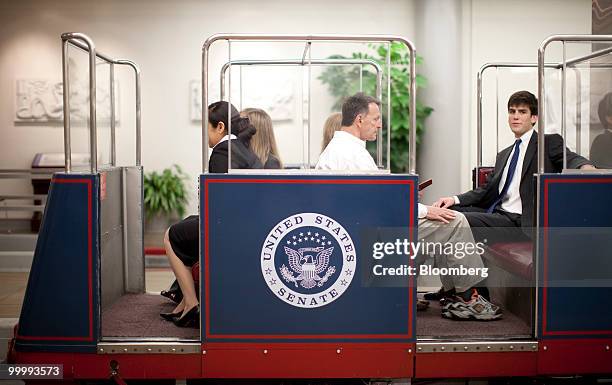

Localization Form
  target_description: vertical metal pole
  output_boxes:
[372,63,384,169]
[574,68,582,157]
[535,41,549,340]
[408,42,417,174]
[562,41,567,169]
[202,45,209,172]
[134,65,142,167]
[375,65,383,102]
[302,58,307,169]
[227,40,232,172]
[62,40,72,173]
[239,65,243,111]
[88,44,98,173]
[538,47,546,174]
[384,41,391,169]
[476,68,484,169]
[121,168,129,291]
[495,67,499,153]
[115,60,142,167]
[220,65,226,101]
[307,41,312,168]
[359,63,363,91]
[110,63,116,166]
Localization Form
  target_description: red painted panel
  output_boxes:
[542,178,612,337]
[12,352,201,380]
[538,339,612,375]
[202,342,413,378]
[13,352,75,379]
[415,352,537,378]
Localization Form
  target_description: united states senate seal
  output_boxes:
[260,213,356,308]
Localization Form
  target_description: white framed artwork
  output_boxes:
[15,79,119,124]
[190,67,296,122]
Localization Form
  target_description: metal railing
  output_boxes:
[201,34,417,174]
[538,34,612,173]
[0,169,61,213]
[219,58,384,168]
[477,57,612,170]
[61,32,142,173]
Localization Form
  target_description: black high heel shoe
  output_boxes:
[173,305,199,328]
[160,310,182,321]
[160,279,183,304]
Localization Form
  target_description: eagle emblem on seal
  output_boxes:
[280,246,336,289]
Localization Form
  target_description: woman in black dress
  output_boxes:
[161,101,262,327]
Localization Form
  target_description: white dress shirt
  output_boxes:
[316,130,428,218]
[497,129,533,214]
[212,134,238,149]
[316,131,378,171]
[454,129,533,214]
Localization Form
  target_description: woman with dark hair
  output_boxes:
[160,101,262,327]
[208,101,263,172]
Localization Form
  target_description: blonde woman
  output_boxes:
[241,108,282,169]
[321,112,342,151]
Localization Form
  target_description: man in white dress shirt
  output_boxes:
[316,93,501,320]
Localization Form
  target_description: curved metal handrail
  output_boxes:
[537,34,612,173]
[61,33,142,172]
[201,33,417,174]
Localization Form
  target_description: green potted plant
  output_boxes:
[318,42,433,173]
[143,165,189,248]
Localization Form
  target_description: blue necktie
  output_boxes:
[487,139,521,213]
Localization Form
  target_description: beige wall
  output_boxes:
[0,0,416,215]
[0,0,592,215]
[458,0,592,194]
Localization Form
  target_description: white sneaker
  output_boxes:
[442,289,503,321]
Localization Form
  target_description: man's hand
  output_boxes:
[432,196,455,208]
[580,164,596,170]
[426,205,456,224]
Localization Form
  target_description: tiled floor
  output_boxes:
[0,268,175,364]
[0,269,174,318]
[145,268,175,294]
[0,272,29,318]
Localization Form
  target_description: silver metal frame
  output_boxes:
[220,59,383,102]
[533,35,612,338]
[538,35,612,174]
[476,62,573,168]
[61,34,145,345]
[202,34,417,174]
[219,58,384,168]
[416,341,538,354]
[477,62,563,340]
[61,32,142,173]
[0,169,62,214]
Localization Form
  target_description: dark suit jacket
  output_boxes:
[457,132,591,230]
[209,139,263,173]
[590,130,612,169]
[264,155,282,169]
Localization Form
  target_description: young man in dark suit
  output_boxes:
[434,90,594,237]
[427,90,595,305]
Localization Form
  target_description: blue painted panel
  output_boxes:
[16,174,99,351]
[538,175,612,338]
[200,174,417,342]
